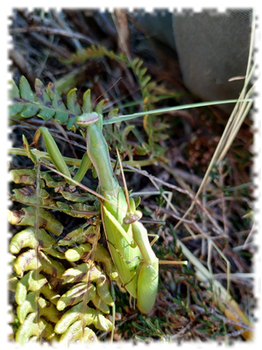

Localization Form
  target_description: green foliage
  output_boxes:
[9,40,174,163]
[64,44,172,160]
[63,44,170,106]
[9,76,97,132]
[9,156,117,344]
[9,76,135,163]
[7,49,179,344]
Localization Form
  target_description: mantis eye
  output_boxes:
[76,112,99,126]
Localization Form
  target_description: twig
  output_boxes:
[193,329,225,350]
[0,18,35,86]
[174,237,253,338]
[213,272,254,282]
[10,26,95,44]
[51,9,83,51]
[11,0,54,26]
[74,0,97,38]
[107,0,131,58]
[233,242,254,252]
[29,31,71,58]
[92,0,116,39]
[211,310,253,332]
[168,167,215,189]
[56,0,90,36]
[144,203,200,228]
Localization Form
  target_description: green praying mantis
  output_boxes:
[77,112,159,314]
[34,112,186,314]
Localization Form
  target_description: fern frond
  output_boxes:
[8,206,64,236]
[62,44,173,159]
[61,262,114,307]
[63,44,175,108]
[15,312,56,345]
[17,292,61,324]
[59,320,97,344]
[9,76,107,132]
[9,227,57,256]
[9,149,116,345]
[54,301,113,334]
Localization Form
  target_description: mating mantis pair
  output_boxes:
[35,112,185,314]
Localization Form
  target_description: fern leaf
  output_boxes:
[91,294,110,314]
[8,207,63,236]
[82,89,92,113]
[10,168,36,185]
[17,292,60,325]
[54,301,112,334]
[19,76,40,118]
[15,312,56,345]
[35,79,56,120]
[57,226,90,247]
[57,283,96,310]
[65,242,92,261]
[9,227,64,259]
[9,76,95,130]
[9,79,24,116]
[15,271,48,305]
[61,263,113,307]
[46,82,69,124]
[9,137,117,344]
[59,320,97,344]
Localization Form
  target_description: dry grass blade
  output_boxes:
[174,21,255,231]
[175,240,253,340]
[169,13,256,340]
[113,9,131,60]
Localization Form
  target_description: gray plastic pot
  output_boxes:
[138,0,262,110]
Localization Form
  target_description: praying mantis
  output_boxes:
[35,112,186,314]
[76,112,159,314]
